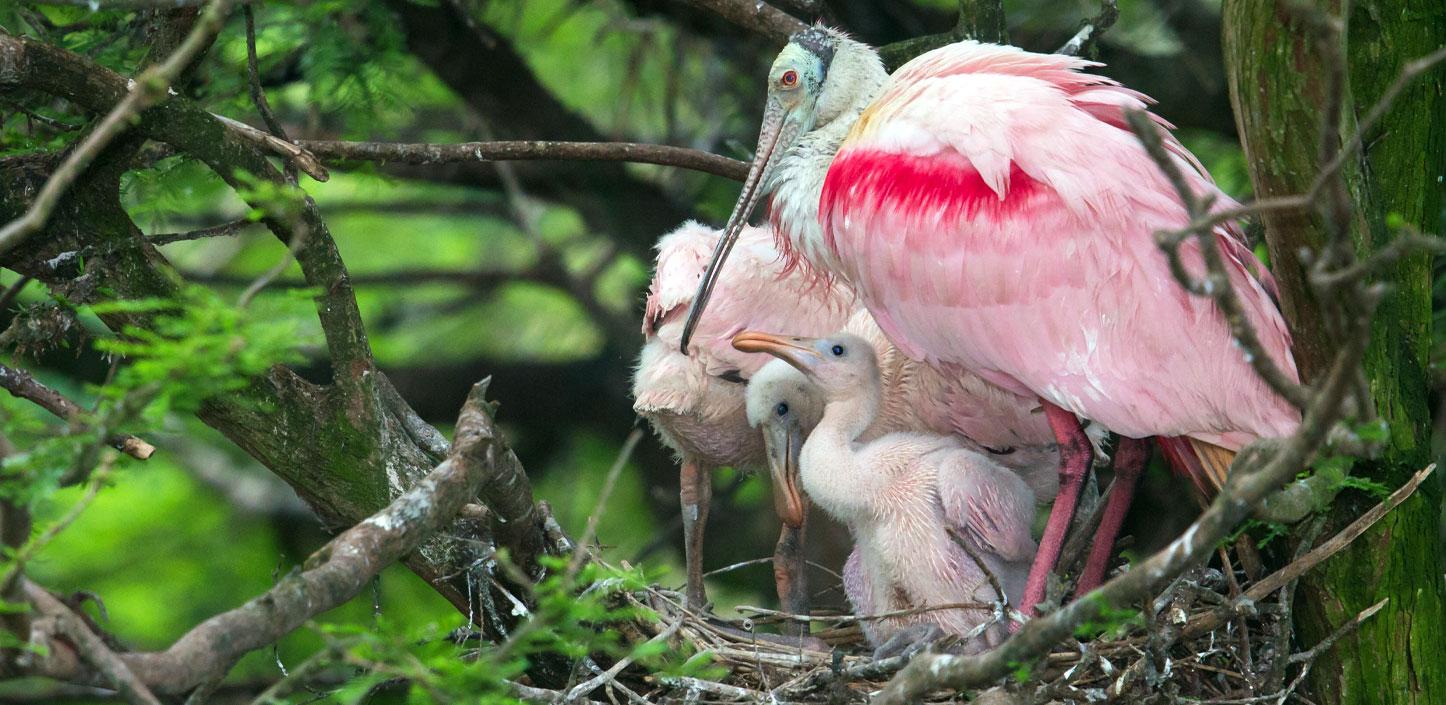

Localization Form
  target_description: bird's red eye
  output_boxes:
[780,70,798,87]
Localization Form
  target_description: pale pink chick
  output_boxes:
[737,332,1037,654]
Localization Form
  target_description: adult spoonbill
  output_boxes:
[682,29,1300,615]
[739,333,1036,654]
[634,220,852,607]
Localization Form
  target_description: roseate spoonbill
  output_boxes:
[633,220,851,607]
[682,30,1300,615]
[738,333,1036,654]
[743,359,826,621]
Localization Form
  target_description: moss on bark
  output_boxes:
[1223,0,1445,702]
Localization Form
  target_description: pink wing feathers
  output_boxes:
[820,42,1299,448]
[643,221,853,380]
[934,449,1037,565]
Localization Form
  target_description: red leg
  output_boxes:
[1019,401,1093,620]
[773,508,809,639]
[679,459,712,609]
[1075,437,1150,596]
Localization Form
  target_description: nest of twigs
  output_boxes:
[583,466,1425,705]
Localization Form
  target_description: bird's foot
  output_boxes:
[871,623,946,661]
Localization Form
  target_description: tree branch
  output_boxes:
[678,0,805,43]
[298,139,749,182]
[0,0,235,255]
[0,363,155,460]
[22,584,161,705]
[1056,0,1119,57]
[22,380,506,694]
[0,31,372,388]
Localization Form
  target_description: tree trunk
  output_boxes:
[1223,1,1445,703]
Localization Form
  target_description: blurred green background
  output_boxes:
[3,0,1437,699]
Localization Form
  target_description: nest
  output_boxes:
[595,514,1392,704]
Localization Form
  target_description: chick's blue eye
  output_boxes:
[775,402,789,416]
[831,344,845,356]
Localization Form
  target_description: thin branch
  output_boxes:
[1126,110,1311,410]
[678,0,804,44]
[0,0,236,255]
[23,582,161,705]
[211,116,328,182]
[0,363,155,460]
[1057,0,1119,57]
[241,5,286,141]
[296,139,748,182]
[149,219,257,246]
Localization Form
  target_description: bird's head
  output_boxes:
[744,359,824,529]
[679,27,884,353]
[732,331,879,403]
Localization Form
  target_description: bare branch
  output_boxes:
[1125,109,1311,410]
[0,0,235,255]
[1056,0,1119,57]
[23,583,161,705]
[297,139,748,182]
[678,0,805,43]
[879,0,1008,70]
[0,363,155,460]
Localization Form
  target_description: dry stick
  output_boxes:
[679,0,805,44]
[24,584,161,705]
[1152,46,1446,250]
[738,600,994,626]
[0,0,235,255]
[1056,0,1119,56]
[567,429,643,577]
[149,219,256,246]
[297,139,749,182]
[0,363,155,460]
[564,614,686,702]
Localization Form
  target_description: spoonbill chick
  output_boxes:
[737,332,1038,654]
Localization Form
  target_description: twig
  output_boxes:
[237,223,307,308]
[568,429,643,577]
[1182,463,1435,640]
[296,139,748,182]
[1288,598,1386,667]
[0,363,155,460]
[678,0,804,43]
[241,5,287,141]
[1,458,113,592]
[0,0,236,255]
[1126,110,1311,410]
[565,614,685,702]
[149,219,257,246]
[211,116,328,182]
[24,582,161,705]
[737,600,994,625]
[1057,0,1119,57]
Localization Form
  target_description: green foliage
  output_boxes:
[1071,594,1144,641]
[258,556,704,704]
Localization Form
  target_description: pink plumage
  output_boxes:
[818,41,1300,453]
